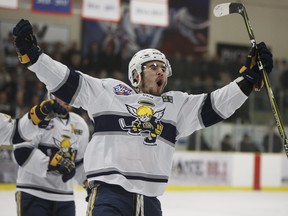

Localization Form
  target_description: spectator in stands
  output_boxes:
[32,24,48,44]
[221,134,234,151]
[63,41,80,65]
[262,125,282,153]
[51,42,65,63]
[82,41,100,75]
[239,133,259,152]
[67,51,84,71]
[3,32,19,71]
[98,36,122,76]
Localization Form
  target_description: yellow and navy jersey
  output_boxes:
[29,53,248,197]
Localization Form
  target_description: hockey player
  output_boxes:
[13,95,90,216]
[12,19,273,216]
[0,99,67,145]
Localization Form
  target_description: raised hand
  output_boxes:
[12,19,42,66]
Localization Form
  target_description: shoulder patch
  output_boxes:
[162,95,173,103]
[74,129,83,135]
[113,84,132,95]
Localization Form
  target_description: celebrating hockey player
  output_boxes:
[12,19,273,216]
[13,95,90,216]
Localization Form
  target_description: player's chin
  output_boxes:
[153,90,163,96]
[154,84,165,96]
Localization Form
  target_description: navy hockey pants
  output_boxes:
[15,191,75,216]
[86,181,162,216]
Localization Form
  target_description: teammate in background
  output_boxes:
[0,99,67,145]
[13,94,90,216]
[12,19,273,216]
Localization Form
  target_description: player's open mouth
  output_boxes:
[157,79,163,87]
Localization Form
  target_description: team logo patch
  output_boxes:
[119,104,165,146]
[113,84,132,95]
[162,95,173,103]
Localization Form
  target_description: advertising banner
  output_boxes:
[81,0,121,22]
[130,0,169,27]
[170,152,233,185]
[0,0,18,9]
[32,0,72,15]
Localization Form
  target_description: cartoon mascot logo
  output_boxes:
[119,104,165,145]
[52,125,78,162]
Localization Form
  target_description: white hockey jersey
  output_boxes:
[0,113,42,145]
[14,112,90,201]
[29,53,248,197]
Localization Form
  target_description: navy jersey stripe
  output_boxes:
[12,119,25,144]
[92,114,176,144]
[160,121,177,144]
[16,185,73,195]
[201,93,224,127]
[52,69,80,104]
[14,147,33,166]
[87,171,168,183]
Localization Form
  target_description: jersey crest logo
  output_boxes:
[52,135,77,162]
[113,84,132,95]
[119,104,165,146]
[52,124,78,162]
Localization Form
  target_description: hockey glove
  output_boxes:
[257,42,273,73]
[62,169,76,183]
[12,19,43,66]
[49,152,76,182]
[29,99,68,126]
[239,42,273,90]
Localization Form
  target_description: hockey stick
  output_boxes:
[214,2,288,156]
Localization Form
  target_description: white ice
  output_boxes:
[1,189,288,216]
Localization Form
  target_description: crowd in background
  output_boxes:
[1,32,288,154]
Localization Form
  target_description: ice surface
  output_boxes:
[1,189,288,216]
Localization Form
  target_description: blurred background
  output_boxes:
[1,0,288,191]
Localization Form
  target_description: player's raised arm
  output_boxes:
[12,19,101,110]
[12,20,70,100]
[16,99,68,142]
[0,99,67,145]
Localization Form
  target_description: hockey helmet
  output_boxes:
[128,48,172,88]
